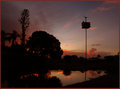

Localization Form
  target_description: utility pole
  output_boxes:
[81,17,91,80]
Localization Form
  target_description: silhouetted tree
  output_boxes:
[63,70,71,76]
[97,54,101,59]
[71,55,78,59]
[1,30,12,46]
[1,30,6,46]
[27,31,63,61]
[79,57,85,60]
[1,30,20,46]
[63,55,72,64]
[5,33,12,43]
[11,30,20,46]
[19,9,30,46]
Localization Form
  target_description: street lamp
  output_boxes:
[81,16,91,80]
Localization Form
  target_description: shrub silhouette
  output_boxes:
[1,30,20,47]
[1,30,6,46]
[27,31,63,61]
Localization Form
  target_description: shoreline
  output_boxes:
[64,74,119,88]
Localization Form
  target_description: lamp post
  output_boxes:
[81,17,91,80]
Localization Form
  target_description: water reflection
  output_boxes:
[49,70,106,86]
[19,70,105,87]
[87,70,105,80]
[20,73,39,79]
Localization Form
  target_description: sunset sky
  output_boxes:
[1,1,119,57]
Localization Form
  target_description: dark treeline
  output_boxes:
[1,9,119,88]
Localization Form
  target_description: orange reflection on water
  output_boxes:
[33,74,39,77]
[50,70,63,75]
[87,70,97,76]
[56,71,63,74]
[20,73,39,79]
[63,76,71,79]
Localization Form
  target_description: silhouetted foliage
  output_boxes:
[19,9,30,46]
[16,75,62,88]
[27,31,63,61]
[1,30,20,47]
[1,30,11,46]
[63,70,71,76]
[63,55,79,64]
[11,30,20,46]
[63,55,72,64]
[97,54,101,59]
[1,30,6,46]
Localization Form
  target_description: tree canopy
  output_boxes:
[27,31,63,60]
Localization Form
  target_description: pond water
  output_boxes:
[20,70,106,87]
[49,70,105,86]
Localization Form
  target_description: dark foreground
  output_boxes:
[1,46,119,88]
[64,74,119,88]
